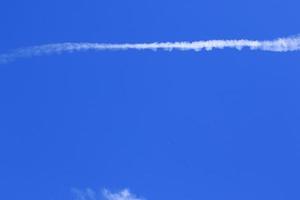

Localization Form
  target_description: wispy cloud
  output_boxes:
[72,188,144,200]
[1,35,300,64]
[102,189,144,200]
[72,188,97,200]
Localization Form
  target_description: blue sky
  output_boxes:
[1,0,300,200]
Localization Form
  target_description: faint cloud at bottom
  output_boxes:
[72,188,145,200]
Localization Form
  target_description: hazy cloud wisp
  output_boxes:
[103,189,144,200]
[1,35,300,64]
[72,188,144,200]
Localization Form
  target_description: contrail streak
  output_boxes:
[1,35,300,64]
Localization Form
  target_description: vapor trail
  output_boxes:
[1,35,300,63]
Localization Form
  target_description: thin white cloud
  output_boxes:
[1,35,300,63]
[102,189,144,200]
[72,188,144,200]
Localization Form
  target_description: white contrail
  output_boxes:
[1,35,300,63]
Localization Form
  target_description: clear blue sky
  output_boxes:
[1,0,300,200]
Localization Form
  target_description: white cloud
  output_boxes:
[1,34,300,63]
[72,188,144,200]
[102,189,144,200]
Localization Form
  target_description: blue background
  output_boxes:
[1,0,300,199]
